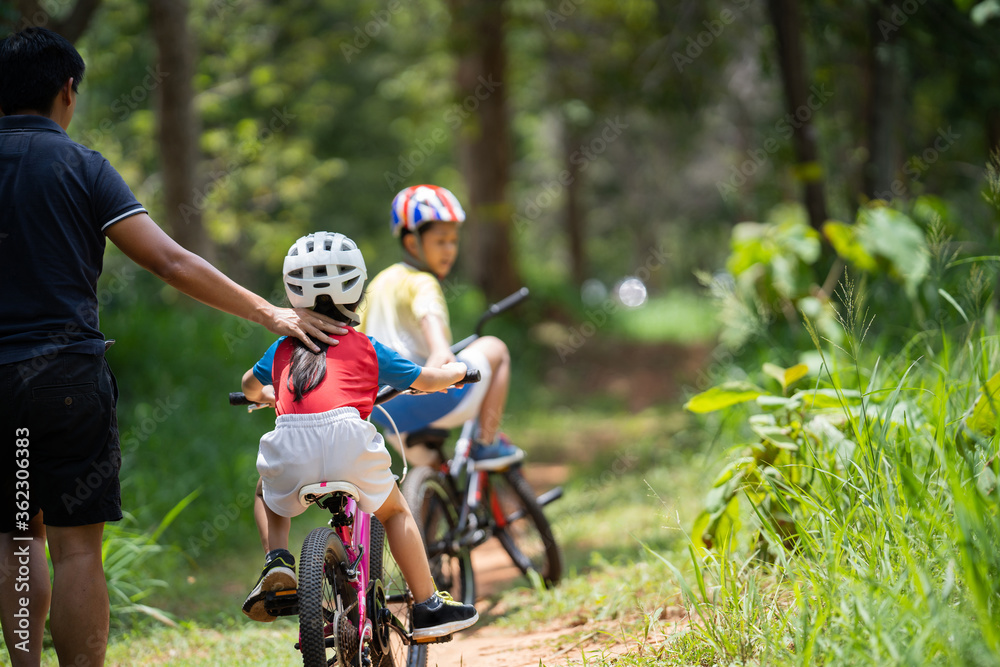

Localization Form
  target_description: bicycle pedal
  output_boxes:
[414,634,453,645]
[264,589,299,616]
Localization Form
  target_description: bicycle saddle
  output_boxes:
[407,428,450,449]
[298,481,362,508]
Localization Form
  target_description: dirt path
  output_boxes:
[421,465,684,667]
[424,599,683,667]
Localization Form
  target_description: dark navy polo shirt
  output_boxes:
[0,115,147,364]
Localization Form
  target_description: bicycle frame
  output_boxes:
[330,492,375,649]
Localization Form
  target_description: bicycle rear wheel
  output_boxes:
[402,465,475,605]
[369,517,427,667]
[488,468,562,586]
[298,527,356,667]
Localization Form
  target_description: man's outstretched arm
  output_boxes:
[106,213,346,350]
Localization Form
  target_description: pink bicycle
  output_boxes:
[229,372,478,667]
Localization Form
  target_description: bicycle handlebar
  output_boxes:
[229,288,526,409]
[229,392,253,406]
[373,368,481,406]
[450,287,530,354]
[475,287,529,337]
[230,368,482,409]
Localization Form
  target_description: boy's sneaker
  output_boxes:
[242,548,296,622]
[470,433,524,471]
[411,591,479,639]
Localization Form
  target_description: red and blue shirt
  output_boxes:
[252,328,422,418]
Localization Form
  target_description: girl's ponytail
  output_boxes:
[286,295,359,401]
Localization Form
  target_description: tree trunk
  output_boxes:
[448,0,520,300]
[13,0,102,42]
[149,0,214,261]
[766,0,828,232]
[987,107,1000,159]
[863,0,902,201]
[563,123,586,288]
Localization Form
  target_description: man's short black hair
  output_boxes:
[0,27,85,116]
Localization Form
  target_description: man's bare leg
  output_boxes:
[0,512,49,666]
[47,523,108,667]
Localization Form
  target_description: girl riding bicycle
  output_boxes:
[239,231,478,639]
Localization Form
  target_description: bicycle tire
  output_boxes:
[369,517,427,667]
[401,465,476,605]
[489,468,562,586]
[299,526,354,667]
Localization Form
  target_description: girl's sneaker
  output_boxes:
[411,591,479,639]
[242,548,297,622]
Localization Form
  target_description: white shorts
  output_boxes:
[257,407,395,517]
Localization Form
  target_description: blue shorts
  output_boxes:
[369,348,492,433]
[370,384,472,433]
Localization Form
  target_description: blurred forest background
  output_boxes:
[3,0,1000,664]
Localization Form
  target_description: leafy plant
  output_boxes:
[685,362,862,555]
[103,490,198,627]
[824,203,930,298]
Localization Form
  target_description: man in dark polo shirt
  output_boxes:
[0,28,346,666]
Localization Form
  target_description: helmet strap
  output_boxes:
[334,303,361,326]
[401,235,436,276]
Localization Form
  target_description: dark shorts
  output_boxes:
[1,352,122,532]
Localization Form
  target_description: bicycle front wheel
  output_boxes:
[488,468,563,587]
[298,527,356,667]
[369,517,427,667]
[402,465,475,605]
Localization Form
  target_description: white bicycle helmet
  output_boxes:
[283,232,367,322]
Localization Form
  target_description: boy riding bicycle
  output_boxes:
[239,232,477,639]
[358,184,524,469]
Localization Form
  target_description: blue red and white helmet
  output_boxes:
[390,184,466,238]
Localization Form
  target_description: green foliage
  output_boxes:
[705,202,842,350]
[825,204,930,297]
[103,490,198,628]
[968,370,1000,437]
[709,197,997,360]
[685,361,865,554]
[674,254,1000,665]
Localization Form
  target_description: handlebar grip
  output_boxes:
[462,369,482,384]
[489,287,530,316]
[229,392,252,406]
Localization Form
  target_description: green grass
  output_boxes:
[606,290,720,345]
